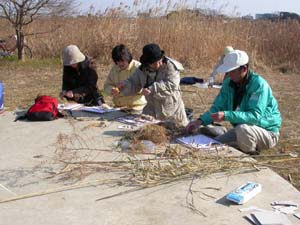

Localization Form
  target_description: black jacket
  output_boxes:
[62,57,104,105]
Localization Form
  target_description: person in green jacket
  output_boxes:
[186,50,281,154]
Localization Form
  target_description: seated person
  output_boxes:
[119,43,188,127]
[208,46,234,87]
[186,50,281,154]
[104,44,146,111]
[60,45,104,106]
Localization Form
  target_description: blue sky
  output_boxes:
[79,0,300,16]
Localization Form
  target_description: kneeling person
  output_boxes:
[104,44,146,111]
[60,45,104,106]
[119,43,188,126]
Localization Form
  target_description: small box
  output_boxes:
[226,182,262,204]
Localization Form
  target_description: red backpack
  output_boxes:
[27,96,60,121]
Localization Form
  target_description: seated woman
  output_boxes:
[119,43,188,126]
[60,45,104,106]
[104,44,146,111]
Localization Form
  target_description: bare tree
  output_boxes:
[0,0,76,60]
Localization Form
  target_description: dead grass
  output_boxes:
[0,4,299,190]
[128,124,170,144]
[1,8,300,72]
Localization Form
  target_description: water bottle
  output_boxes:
[0,82,3,112]
[194,82,208,89]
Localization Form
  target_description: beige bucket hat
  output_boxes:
[63,45,85,66]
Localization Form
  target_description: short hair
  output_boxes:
[239,63,249,70]
[111,44,133,64]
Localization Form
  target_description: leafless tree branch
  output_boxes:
[0,0,77,60]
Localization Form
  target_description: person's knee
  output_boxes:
[235,124,257,153]
[235,124,248,133]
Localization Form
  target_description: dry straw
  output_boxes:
[0,120,299,205]
[1,0,299,72]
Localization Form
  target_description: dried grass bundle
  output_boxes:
[135,124,169,144]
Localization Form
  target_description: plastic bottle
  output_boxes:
[140,140,156,153]
[120,140,131,151]
[193,82,208,89]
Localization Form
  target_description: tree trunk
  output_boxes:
[16,30,24,61]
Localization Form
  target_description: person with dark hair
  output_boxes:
[186,50,281,154]
[104,44,146,111]
[60,45,104,106]
[119,43,188,126]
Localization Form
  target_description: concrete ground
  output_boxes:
[0,111,300,225]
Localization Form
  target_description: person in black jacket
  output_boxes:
[60,45,104,106]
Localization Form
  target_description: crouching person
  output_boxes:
[119,43,188,126]
[104,44,146,111]
[186,50,281,154]
[60,45,104,106]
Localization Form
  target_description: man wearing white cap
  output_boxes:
[208,46,234,87]
[186,50,281,154]
[60,45,104,106]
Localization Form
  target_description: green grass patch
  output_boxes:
[0,57,61,69]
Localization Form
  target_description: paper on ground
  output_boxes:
[239,206,266,212]
[80,106,119,114]
[58,103,83,110]
[271,201,299,207]
[176,134,221,149]
[273,205,298,214]
[294,212,300,219]
[116,115,160,127]
[118,125,134,129]
[251,211,293,225]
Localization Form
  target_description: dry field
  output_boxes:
[0,13,300,190]
[1,11,300,72]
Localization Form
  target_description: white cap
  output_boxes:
[63,45,85,66]
[216,50,249,73]
[224,46,234,55]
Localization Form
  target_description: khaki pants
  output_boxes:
[214,124,279,153]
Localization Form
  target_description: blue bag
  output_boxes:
[180,77,204,85]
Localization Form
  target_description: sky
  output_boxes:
[79,0,300,17]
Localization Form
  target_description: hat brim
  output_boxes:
[216,64,240,73]
[63,55,85,66]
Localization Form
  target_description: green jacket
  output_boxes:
[200,71,281,133]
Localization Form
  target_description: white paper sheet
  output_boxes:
[116,115,160,127]
[58,103,83,110]
[176,134,221,149]
[251,211,293,225]
[80,106,119,114]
